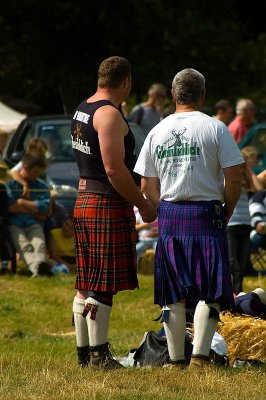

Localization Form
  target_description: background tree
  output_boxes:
[1,0,266,115]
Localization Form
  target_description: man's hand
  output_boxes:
[138,200,157,223]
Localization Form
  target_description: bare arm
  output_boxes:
[141,177,160,208]
[257,169,266,189]
[223,164,243,223]
[9,170,30,198]
[246,165,264,191]
[94,106,157,222]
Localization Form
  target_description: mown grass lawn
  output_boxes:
[0,272,265,400]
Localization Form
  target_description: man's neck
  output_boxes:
[175,104,199,113]
[88,88,122,108]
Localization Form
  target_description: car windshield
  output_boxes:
[38,122,74,161]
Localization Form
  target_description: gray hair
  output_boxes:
[236,98,254,115]
[172,68,205,104]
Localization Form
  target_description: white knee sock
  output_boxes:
[85,297,111,347]
[163,302,186,361]
[192,301,220,357]
[72,297,89,347]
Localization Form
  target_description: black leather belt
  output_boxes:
[78,178,118,194]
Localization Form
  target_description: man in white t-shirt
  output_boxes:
[134,68,244,369]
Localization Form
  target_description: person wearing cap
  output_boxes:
[134,68,244,368]
[129,83,167,136]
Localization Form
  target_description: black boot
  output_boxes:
[90,342,124,369]
[77,345,90,367]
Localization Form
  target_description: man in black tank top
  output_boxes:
[71,56,157,369]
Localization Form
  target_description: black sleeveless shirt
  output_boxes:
[71,100,140,186]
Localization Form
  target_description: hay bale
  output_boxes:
[218,312,266,365]
[138,249,155,274]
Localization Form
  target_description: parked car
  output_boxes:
[3,115,146,213]
[238,123,266,174]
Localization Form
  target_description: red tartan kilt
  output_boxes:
[73,192,138,292]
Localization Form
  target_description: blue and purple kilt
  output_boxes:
[155,200,234,311]
[73,191,138,293]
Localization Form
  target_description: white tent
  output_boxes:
[0,101,26,133]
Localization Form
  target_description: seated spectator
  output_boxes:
[47,214,76,272]
[249,190,266,250]
[6,153,52,277]
[134,206,158,266]
[0,181,16,274]
[10,137,48,198]
[213,99,233,125]
[0,129,8,160]
[0,161,14,273]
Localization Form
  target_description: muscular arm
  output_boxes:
[223,164,243,223]
[141,177,160,208]
[94,106,157,222]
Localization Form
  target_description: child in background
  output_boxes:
[134,206,158,266]
[47,215,75,273]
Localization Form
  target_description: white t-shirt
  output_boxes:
[11,161,22,172]
[134,111,244,202]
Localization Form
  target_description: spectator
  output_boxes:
[0,129,8,160]
[47,215,76,272]
[0,161,13,273]
[6,153,52,277]
[228,98,256,144]
[10,137,48,198]
[213,99,233,125]
[249,190,266,250]
[241,146,264,192]
[129,83,167,135]
[134,206,158,266]
[226,147,262,294]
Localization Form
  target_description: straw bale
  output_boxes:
[218,311,266,365]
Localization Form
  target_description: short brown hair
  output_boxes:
[22,152,47,170]
[98,56,131,89]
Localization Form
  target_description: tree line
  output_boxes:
[1,0,266,115]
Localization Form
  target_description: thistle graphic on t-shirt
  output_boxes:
[74,123,82,139]
[71,123,92,155]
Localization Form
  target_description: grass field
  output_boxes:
[0,272,265,400]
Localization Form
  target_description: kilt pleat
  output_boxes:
[154,200,234,310]
[73,192,138,292]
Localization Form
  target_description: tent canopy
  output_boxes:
[0,101,26,133]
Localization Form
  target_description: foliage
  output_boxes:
[1,0,266,114]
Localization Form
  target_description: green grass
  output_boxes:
[0,273,265,400]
